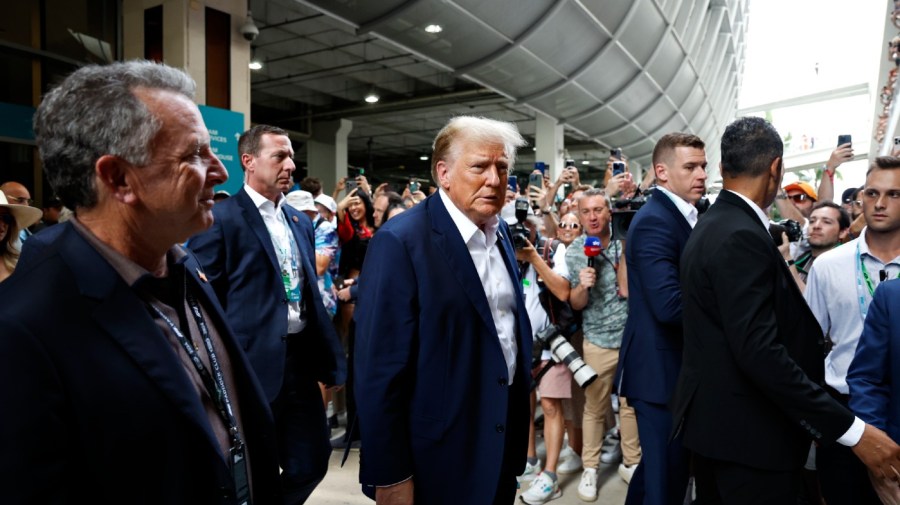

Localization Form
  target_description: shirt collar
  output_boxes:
[725,189,770,231]
[656,185,698,226]
[244,184,285,213]
[438,189,500,246]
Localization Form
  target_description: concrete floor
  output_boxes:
[308,447,629,505]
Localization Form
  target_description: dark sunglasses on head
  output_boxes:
[789,194,811,203]
[0,213,14,225]
[559,222,581,229]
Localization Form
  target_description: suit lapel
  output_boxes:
[652,188,692,238]
[235,189,280,273]
[63,233,224,459]
[428,195,500,339]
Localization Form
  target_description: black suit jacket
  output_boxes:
[671,190,854,471]
[0,222,281,504]
[188,188,346,401]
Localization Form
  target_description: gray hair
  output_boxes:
[33,60,196,210]
[430,116,527,184]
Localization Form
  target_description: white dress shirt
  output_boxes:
[245,184,307,333]
[439,189,518,384]
[806,229,900,394]
[656,185,698,228]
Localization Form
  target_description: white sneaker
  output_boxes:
[517,459,542,483]
[577,468,598,502]
[520,472,561,504]
[557,445,583,474]
[618,463,636,484]
[600,439,622,464]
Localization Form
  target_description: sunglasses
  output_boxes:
[0,213,13,225]
[788,194,811,203]
[559,222,581,230]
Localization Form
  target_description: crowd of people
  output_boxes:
[3,59,900,505]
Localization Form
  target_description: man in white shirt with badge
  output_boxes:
[805,156,900,504]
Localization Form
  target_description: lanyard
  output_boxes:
[147,275,243,450]
[854,242,900,323]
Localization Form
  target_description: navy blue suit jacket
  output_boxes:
[188,188,346,401]
[0,222,281,504]
[848,280,900,443]
[616,188,692,405]
[354,193,532,504]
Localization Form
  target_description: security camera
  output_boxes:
[241,13,259,42]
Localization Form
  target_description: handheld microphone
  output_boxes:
[584,236,602,292]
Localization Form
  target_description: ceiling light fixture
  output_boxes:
[419,155,429,161]
[249,60,262,70]
[581,160,590,165]
[364,90,379,103]
[424,24,443,34]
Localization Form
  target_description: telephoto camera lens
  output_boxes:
[535,325,598,388]
[549,336,598,388]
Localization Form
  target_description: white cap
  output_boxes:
[286,190,317,212]
[314,194,337,213]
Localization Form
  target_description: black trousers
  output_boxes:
[816,386,880,505]
[692,453,802,505]
[272,339,332,505]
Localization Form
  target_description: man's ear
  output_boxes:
[95,155,136,204]
[241,153,254,174]
[654,163,668,184]
[436,160,451,189]
[769,156,783,183]
[838,228,850,243]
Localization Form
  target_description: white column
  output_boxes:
[534,111,565,182]
[308,119,353,194]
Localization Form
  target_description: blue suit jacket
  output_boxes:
[848,279,900,443]
[188,188,346,401]
[0,222,281,504]
[616,188,692,405]
[354,193,532,504]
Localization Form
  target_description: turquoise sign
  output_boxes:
[198,105,244,196]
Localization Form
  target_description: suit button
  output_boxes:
[498,377,507,386]
[496,424,505,433]
[281,335,288,342]
[282,298,288,304]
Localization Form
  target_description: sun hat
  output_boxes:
[0,190,42,229]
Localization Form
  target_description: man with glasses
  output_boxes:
[0,181,34,247]
[804,156,900,504]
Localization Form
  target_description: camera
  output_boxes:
[609,189,650,241]
[241,15,259,42]
[510,198,530,250]
[534,324,598,388]
[769,219,803,246]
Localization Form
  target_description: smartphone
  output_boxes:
[409,180,420,193]
[345,178,358,194]
[610,148,623,160]
[528,172,542,190]
[837,134,852,147]
[565,159,576,168]
[612,161,626,176]
[507,175,518,192]
[893,136,900,146]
